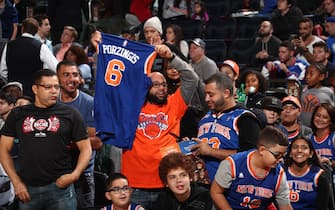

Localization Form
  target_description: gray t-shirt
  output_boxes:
[191,56,218,81]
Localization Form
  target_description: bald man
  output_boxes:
[250,20,282,69]
[122,44,199,210]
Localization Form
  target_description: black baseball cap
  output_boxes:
[261,96,283,113]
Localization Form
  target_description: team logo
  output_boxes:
[22,116,60,137]
[138,112,168,140]
[122,40,128,47]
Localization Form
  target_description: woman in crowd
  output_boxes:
[191,0,209,24]
[165,24,189,58]
[310,103,335,167]
[284,137,332,210]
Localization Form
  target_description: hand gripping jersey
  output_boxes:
[197,108,253,181]
[224,150,285,210]
[286,166,323,210]
[95,33,156,149]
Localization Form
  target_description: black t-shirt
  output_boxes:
[1,103,88,186]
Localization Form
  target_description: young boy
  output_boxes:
[300,63,335,126]
[154,152,213,210]
[210,126,292,210]
[260,96,283,126]
[103,173,145,210]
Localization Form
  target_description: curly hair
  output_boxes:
[238,69,268,94]
[159,152,195,185]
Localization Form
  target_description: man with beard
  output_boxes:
[190,72,261,182]
[262,40,309,86]
[250,21,282,69]
[292,17,324,64]
[279,95,312,142]
[312,41,335,85]
[122,44,199,210]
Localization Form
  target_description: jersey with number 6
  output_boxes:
[197,108,253,181]
[95,33,156,149]
[286,166,323,210]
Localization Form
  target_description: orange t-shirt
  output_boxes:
[122,89,187,188]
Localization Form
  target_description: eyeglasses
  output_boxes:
[106,186,131,193]
[36,84,61,90]
[152,82,167,88]
[265,148,286,160]
[282,104,298,111]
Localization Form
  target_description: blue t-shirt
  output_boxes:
[58,90,95,173]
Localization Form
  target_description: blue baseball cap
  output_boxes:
[326,16,335,23]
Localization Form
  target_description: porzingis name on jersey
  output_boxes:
[138,112,168,140]
[102,44,139,64]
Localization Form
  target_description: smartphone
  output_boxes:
[289,34,300,40]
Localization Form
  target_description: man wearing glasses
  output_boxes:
[0,69,92,210]
[280,95,312,143]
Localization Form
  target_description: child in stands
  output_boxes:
[300,63,335,126]
[154,152,213,210]
[211,126,292,210]
[284,137,332,210]
[102,173,145,210]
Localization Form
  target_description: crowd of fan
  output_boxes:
[1,0,335,210]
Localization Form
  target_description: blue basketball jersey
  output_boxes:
[197,108,253,181]
[286,166,323,210]
[95,33,156,149]
[225,150,284,210]
[310,132,335,161]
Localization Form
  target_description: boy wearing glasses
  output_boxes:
[211,126,293,210]
[103,173,145,210]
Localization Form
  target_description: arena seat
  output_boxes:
[205,18,236,41]
[205,39,227,63]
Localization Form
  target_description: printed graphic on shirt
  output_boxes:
[22,116,60,137]
[138,112,168,139]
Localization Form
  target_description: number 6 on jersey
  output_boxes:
[105,59,125,86]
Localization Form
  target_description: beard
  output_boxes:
[259,31,270,38]
[146,92,168,105]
